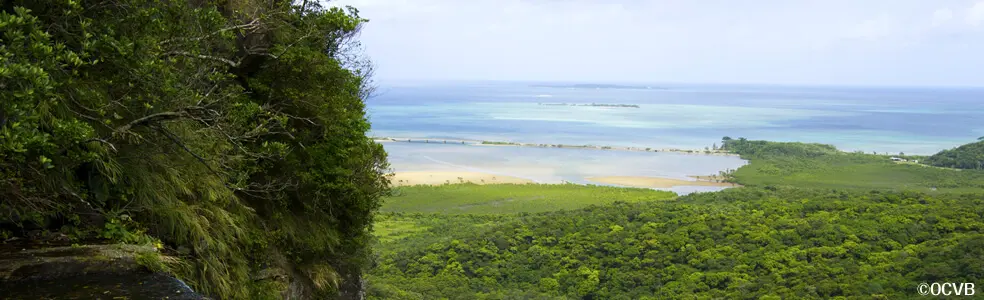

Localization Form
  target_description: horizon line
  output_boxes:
[372,78,984,89]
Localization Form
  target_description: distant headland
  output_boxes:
[531,83,668,90]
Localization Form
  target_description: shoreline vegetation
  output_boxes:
[373,137,740,157]
[721,137,984,193]
[538,103,641,108]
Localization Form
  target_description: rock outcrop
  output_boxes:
[0,243,205,299]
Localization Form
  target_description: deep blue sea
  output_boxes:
[368,81,984,193]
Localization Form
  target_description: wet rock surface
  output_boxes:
[0,272,203,300]
[0,242,205,300]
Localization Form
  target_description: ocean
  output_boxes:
[368,81,984,193]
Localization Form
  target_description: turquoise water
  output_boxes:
[370,81,984,193]
[369,81,984,154]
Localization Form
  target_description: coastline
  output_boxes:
[389,171,534,187]
[373,137,739,157]
[586,176,740,188]
[388,171,740,189]
[379,136,746,190]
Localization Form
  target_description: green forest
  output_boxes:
[369,138,984,299]
[1,1,387,298]
[924,139,984,170]
[721,137,984,193]
[370,188,984,299]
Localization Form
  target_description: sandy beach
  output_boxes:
[585,176,738,188]
[389,171,534,187]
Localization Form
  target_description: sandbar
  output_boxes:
[585,176,738,188]
[389,171,534,187]
[375,137,741,157]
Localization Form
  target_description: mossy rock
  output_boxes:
[0,243,206,299]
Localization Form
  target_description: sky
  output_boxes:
[327,0,984,86]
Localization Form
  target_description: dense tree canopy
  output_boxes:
[368,139,984,299]
[0,0,386,298]
[720,137,839,158]
[368,188,984,299]
[924,140,984,170]
[720,138,984,192]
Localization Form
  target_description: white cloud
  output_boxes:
[845,16,897,40]
[967,1,984,26]
[966,1,984,27]
[932,8,954,26]
[325,0,984,86]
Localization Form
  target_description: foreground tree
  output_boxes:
[1,0,387,298]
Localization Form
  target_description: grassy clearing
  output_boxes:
[736,154,984,192]
[381,183,677,214]
[373,216,430,243]
[372,213,513,250]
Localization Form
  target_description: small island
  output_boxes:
[538,103,640,108]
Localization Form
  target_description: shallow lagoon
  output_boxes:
[383,142,747,194]
[374,82,984,194]
[368,82,984,155]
